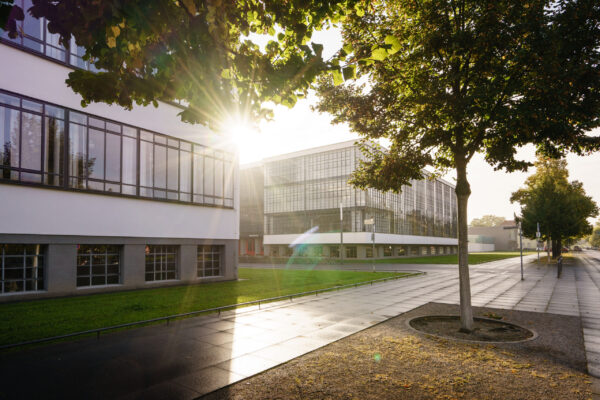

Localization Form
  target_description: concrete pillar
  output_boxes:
[179,245,197,282]
[222,240,238,280]
[357,245,367,258]
[122,244,145,287]
[46,244,77,294]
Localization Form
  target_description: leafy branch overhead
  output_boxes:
[2,0,360,129]
[316,0,600,190]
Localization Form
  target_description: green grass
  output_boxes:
[0,268,410,347]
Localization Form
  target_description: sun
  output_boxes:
[222,117,265,164]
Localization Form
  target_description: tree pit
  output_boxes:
[409,315,535,343]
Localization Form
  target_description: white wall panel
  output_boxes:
[1,185,238,239]
[264,232,458,246]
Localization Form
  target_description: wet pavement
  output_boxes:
[1,252,599,399]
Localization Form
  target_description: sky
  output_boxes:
[234,27,600,225]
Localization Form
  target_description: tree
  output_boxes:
[511,157,598,257]
[314,0,600,331]
[590,223,600,248]
[470,215,506,228]
[2,0,360,128]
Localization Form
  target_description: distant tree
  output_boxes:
[589,223,600,248]
[511,157,598,257]
[470,215,506,228]
[315,0,600,331]
[2,0,359,128]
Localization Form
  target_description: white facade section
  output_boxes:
[0,43,239,240]
[2,178,238,240]
[468,243,496,252]
[264,233,458,246]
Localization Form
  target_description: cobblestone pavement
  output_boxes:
[1,252,599,399]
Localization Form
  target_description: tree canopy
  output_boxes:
[511,157,598,257]
[2,0,360,129]
[314,0,600,331]
[469,215,506,228]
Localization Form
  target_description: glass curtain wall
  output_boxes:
[264,145,457,238]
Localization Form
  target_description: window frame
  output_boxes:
[145,245,178,282]
[0,244,45,294]
[76,244,121,288]
[0,89,235,209]
[197,245,223,278]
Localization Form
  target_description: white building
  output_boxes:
[0,10,239,300]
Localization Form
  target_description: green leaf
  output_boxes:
[331,69,344,86]
[342,65,356,81]
[384,35,401,54]
[370,47,388,61]
[354,4,365,17]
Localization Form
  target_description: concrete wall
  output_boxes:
[0,237,238,302]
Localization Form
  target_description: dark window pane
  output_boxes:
[69,123,87,187]
[106,122,121,133]
[0,106,20,172]
[88,129,104,180]
[44,117,64,185]
[69,112,86,125]
[105,133,121,182]
[20,112,42,171]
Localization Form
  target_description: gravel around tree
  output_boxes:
[204,303,593,400]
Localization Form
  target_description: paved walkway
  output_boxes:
[1,252,599,399]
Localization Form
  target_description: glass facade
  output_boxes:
[0,244,44,293]
[0,90,234,207]
[197,245,222,278]
[264,145,457,238]
[145,245,178,282]
[1,0,99,71]
[76,245,121,287]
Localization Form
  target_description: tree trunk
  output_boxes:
[456,160,473,332]
[551,239,560,259]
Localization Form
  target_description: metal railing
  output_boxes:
[0,271,423,350]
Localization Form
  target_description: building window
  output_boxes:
[0,244,44,293]
[345,246,357,258]
[396,246,406,256]
[1,1,99,71]
[384,246,393,257]
[145,245,177,282]
[329,246,340,258]
[246,239,255,254]
[365,247,373,258]
[0,89,235,208]
[77,245,120,287]
[197,245,222,278]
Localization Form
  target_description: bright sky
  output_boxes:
[232,27,600,224]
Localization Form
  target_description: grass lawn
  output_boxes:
[343,251,536,265]
[0,268,410,347]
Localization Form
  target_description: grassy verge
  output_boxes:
[242,252,535,266]
[0,268,410,347]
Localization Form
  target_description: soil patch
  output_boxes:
[409,315,534,342]
[203,302,591,400]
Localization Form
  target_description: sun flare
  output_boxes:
[223,117,265,164]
